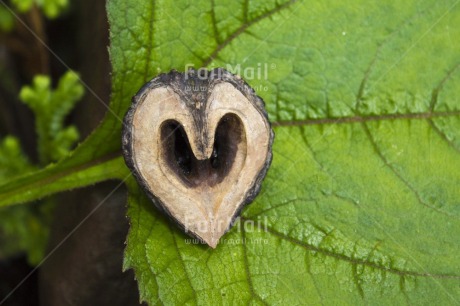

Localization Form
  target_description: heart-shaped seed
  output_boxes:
[122,68,274,248]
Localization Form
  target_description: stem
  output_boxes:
[28,4,50,75]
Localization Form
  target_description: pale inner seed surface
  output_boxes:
[131,83,270,247]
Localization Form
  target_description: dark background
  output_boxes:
[0,0,142,304]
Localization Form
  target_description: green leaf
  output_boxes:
[19,71,84,164]
[40,0,68,19]
[0,65,132,206]
[10,0,68,19]
[0,154,128,207]
[0,136,49,264]
[0,134,127,262]
[0,67,124,262]
[0,136,35,177]
[10,0,34,13]
[0,197,53,264]
[110,0,460,304]
[0,5,14,32]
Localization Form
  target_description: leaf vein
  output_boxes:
[170,227,198,304]
[209,0,220,44]
[143,0,156,82]
[428,118,460,153]
[244,217,460,280]
[361,122,455,218]
[241,228,269,305]
[272,110,460,127]
[202,0,298,66]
